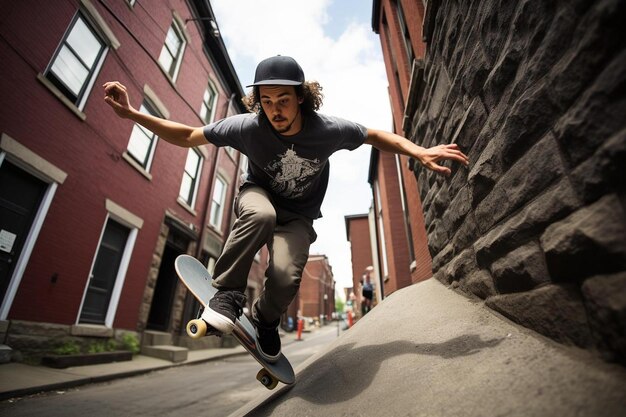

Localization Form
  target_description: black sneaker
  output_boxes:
[252,312,281,363]
[201,290,246,334]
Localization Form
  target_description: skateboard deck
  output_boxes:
[174,255,295,389]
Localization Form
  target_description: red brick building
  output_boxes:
[351,1,431,300]
[0,0,248,357]
[299,255,335,323]
[345,214,376,316]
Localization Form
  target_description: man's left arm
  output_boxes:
[365,128,469,176]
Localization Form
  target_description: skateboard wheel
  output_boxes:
[256,369,278,390]
[186,319,207,339]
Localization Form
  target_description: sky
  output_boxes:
[210,0,392,292]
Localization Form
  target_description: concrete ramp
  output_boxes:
[231,279,626,417]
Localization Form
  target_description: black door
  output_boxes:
[79,219,130,324]
[146,243,180,331]
[0,161,47,304]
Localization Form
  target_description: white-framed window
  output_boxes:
[158,20,186,81]
[239,154,248,176]
[44,12,107,109]
[209,176,227,229]
[179,148,203,208]
[225,147,237,159]
[395,155,415,264]
[375,181,389,280]
[126,101,160,171]
[395,0,415,69]
[206,257,217,275]
[200,81,218,124]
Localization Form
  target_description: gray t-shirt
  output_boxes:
[203,112,367,219]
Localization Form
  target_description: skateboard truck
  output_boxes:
[186,317,279,389]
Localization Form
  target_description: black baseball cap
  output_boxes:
[246,56,305,87]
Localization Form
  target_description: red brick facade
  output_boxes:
[373,150,413,295]
[0,0,244,350]
[375,0,426,125]
[345,214,374,315]
[400,154,432,283]
[355,0,431,301]
[299,256,335,322]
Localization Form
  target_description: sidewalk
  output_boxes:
[0,329,303,401]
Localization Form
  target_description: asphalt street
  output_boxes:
[0,325,341,417]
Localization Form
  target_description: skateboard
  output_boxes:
[174,254,295,389]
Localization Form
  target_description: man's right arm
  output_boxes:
[103,81,206,148]
[124,109,207,148]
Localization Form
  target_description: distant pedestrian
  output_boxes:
[361,266,374,316]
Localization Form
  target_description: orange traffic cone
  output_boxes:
[296,318,304,341]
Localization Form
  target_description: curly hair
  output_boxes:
[242,81,324,115]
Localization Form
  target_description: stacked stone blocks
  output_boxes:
[410,0,625,363]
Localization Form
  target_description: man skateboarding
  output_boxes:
[103,55,469,364]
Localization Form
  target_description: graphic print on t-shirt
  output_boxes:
[265,146,322,198]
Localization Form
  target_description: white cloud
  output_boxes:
[211,0,331,64]
[211,0,391,288]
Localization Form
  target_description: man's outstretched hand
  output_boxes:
[419,143,469,176]
[103,81,134,118]
[365,129,469,177]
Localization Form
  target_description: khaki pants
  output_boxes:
[212,185,316,324]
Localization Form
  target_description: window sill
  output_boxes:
[158,63,179,90]
[177,197,197,216]
[207,223,223,238]
[37,73,86,121]
[122,152,153,181]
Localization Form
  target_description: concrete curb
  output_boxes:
[0,348,248,401]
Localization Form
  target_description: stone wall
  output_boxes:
[409,0,625,363]
[5,320,140,362]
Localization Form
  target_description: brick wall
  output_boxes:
[346,216,373,289]
[399,154,432,283]
[374,0,433,288]
[346,215,373,316]
[0,0,242,340]
[409,0,625,364]
[300,256,334,320]
[377,151,412,294]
